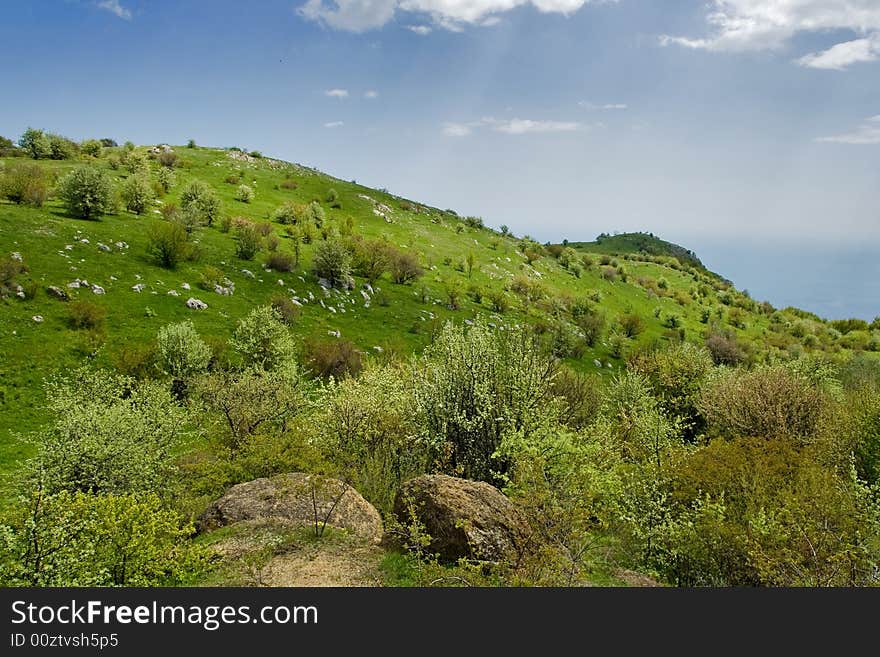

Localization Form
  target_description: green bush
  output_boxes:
[234,222,262,260]
[80,139,102,157]
[230,305,297,370]
[146,220,192,268]
[0,162,48,206]
[235,184,254,203]
[270,293,301,325]
[311,240,352,288]
[303,337,363,380]
[56,166,115,219]
[120,173,155,214]
[266,250,295,272]
[180,179,221,226]
[67,300,106,330]
[157,321,211,381]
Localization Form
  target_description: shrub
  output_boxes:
[303,338,363,379]
[57,167,115,219]
[146,221,192,268]
[575,312,605,347]
[550,367,601,430]
[352,237,390,284]
[18,127,52,159]
[266,251,295,272]
[662,313,682,329]
[413,319,558,483]
[699,365,830,441]
[271,200,300,225]
[230,305,297,370]
[467,284,484,304]
[120,173,155,214]
[234,222,262,260]
[265,234,280,252]
[179,179,221,226]
[80,139,102,157]
[620,313,644,338]
[187,139,196,148]
[444,278,463,310]
[197,266,225,292]
[0,162,48,206]
[306,200,325,228]
[67,300,106,330]
[311,240,352,288]
[487,288,510,313]
[157,167,175,193]
[235,184,254,203]
[326,188,341,208]
[270,293,301,325]
[157,320,211,383]
[123,150,149,173]
[509,275,546,303]
[705,331,747,366]
[280,178,298,190]
[111,342,158,380]
[156,151,178,168]
[389,249,423,284]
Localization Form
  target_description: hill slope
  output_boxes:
[1,141,877,481]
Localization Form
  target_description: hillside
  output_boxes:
[2,140,878,479]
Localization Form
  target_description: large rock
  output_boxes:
[197,473,383,544]
[394,474,529,563]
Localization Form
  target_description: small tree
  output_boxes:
[0,162,48,206]
[187,138,196,148]
[157,321,211,382]
[235,184,254,203]
[18,127,52,159]
[180,179,221,226]
[465,252,477,279]
[307,201,325,228]
[120,173,155,214]
[389,249,423,285]
[80,139,102,157]
[326,188,341,208]
[146,221,190,268]
[230,305,297,370]
[57,166,115,219]
[311,240,352,288]
[354,238,390,284]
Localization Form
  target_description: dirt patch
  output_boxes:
[262,541,384,587]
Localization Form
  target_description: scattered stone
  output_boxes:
[132,284,146,293]
[328,330,341,338]
[64,244,73,251]
[67,280,81,289]
[372,346,383,353]
[290,298,302,306]
[181,282,191,290]
[186,297,208,310]
[317,278,331,289]
[11,252,23,261]
[135,274,142,280]
[308,291,315,301]
[32,315,43,323]
[91,285,105,295]
[97,243,111,252]
[241,269,255,278]
[110,275,118,281]
[393,475,529,563]
[168,290,180,297]
[328,306,336,314]
[79,238,89,244]
[114,241,129,249]
[277,279,284,286]
[47,286,69,301]
[196,472,383,544]
[593,359,602,368]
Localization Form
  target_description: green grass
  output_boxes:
[0,144,871,500]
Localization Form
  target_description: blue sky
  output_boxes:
[3,0,879,318]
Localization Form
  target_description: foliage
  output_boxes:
[157,320,212,382]
[1,162,48,206]
[229,305,297,370]
[56,166,115,219]
[311,240,352,288]
[146,220,192,268]
[120,173,155,214]
[302,337,363,380]
[235,184,254,203]
[234,222,262,260]
[179,179,221,226]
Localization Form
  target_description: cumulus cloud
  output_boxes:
[660,0,880,69]
[324,121,345,128]
[797,34,880,70]
[579,101,627,110]
[96,0,132,20]
[325,88,349,98]
[443,117,582,136]
[299,0,606,33]
[816,115,880,144]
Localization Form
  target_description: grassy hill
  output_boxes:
[1,140,877,487]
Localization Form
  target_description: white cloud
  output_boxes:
[797,34,880,69]
[299,0,606,33]
[325,88,349,98]
[324,121,345,128]
[816,115,880,144]
[96,0,132,20]
[579,101,627,110]
[406,24,432,35]
[364,89,379,99]
[660,0,880,68]
[443,117,582,136]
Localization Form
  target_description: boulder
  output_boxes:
[394,474,529,563]
[186,297,208,310]
[197,473,383,544]
[47,286,69,301]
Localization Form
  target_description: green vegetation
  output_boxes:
[1,132,878,587]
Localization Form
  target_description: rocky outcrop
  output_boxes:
[197,473,383,544]
[394,474,529,563]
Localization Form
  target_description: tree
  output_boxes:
[30,368,191,496]
[1,489,206,586]
[413,319,559,483]
[353,238,390,284]
[120,173,155,214]
[389,249,423,284]
[56,166,115,219]
[18,127,51,159]
[80,139,102,157]
[465,252,477,279]
[146,220,190,268]
[235,184,254,203]
[157,320,211,387]
[229,305,297,370]
[179,179,221,226]
[307,200,325,228]
[157,167,175,193]
[312,240,352,288]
